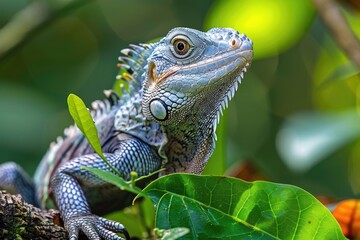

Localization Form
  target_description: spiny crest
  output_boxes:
[212,61,251,143]
[57,41,156,142]
[60,41,155,142]
[115,43,157,100]
[60,42,160,143]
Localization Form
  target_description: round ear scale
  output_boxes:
[149,99,168,121]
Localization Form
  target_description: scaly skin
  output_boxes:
[0,27,253,240]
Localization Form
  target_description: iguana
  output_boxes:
[0,27,253,240]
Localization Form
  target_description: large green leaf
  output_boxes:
[142,174,346,240]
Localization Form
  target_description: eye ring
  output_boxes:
[170,35,193,58]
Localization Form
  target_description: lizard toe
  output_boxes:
[80,221,101,240]
[64,215,100,240]
[98,217,130,240]
[69,235,78,240]
[65,214,129,240]
[66,221,79,240]
[97,225,126,240]
[99,217,129,235]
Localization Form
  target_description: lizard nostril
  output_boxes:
[230,38,240,48]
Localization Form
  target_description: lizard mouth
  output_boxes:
[149,48,253,85]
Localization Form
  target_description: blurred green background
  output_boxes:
[1,0,360,201]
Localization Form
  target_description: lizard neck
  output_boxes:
[161,105,217,175]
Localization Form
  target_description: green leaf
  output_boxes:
[154,227,190,240]
[82,167,165,196]
[67,94,104,157]
[67,93,121,176]
[82,166,141,195]
[142,174,346,240]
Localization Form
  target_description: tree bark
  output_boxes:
[0,190,67,240]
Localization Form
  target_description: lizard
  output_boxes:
[0,27,253,240]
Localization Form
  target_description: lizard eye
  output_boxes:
[171,35,193,58]
[174,39,190,55]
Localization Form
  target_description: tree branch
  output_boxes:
[313,0,360,69]
[0,190,67,239]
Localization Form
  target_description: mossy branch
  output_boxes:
[0,190,67,240]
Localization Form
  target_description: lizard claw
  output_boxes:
[65,214,129,240]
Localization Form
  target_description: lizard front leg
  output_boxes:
[51,137,162,240]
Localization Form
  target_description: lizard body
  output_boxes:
[0,27,253,240]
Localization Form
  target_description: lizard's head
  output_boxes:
[142,27,253,127]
